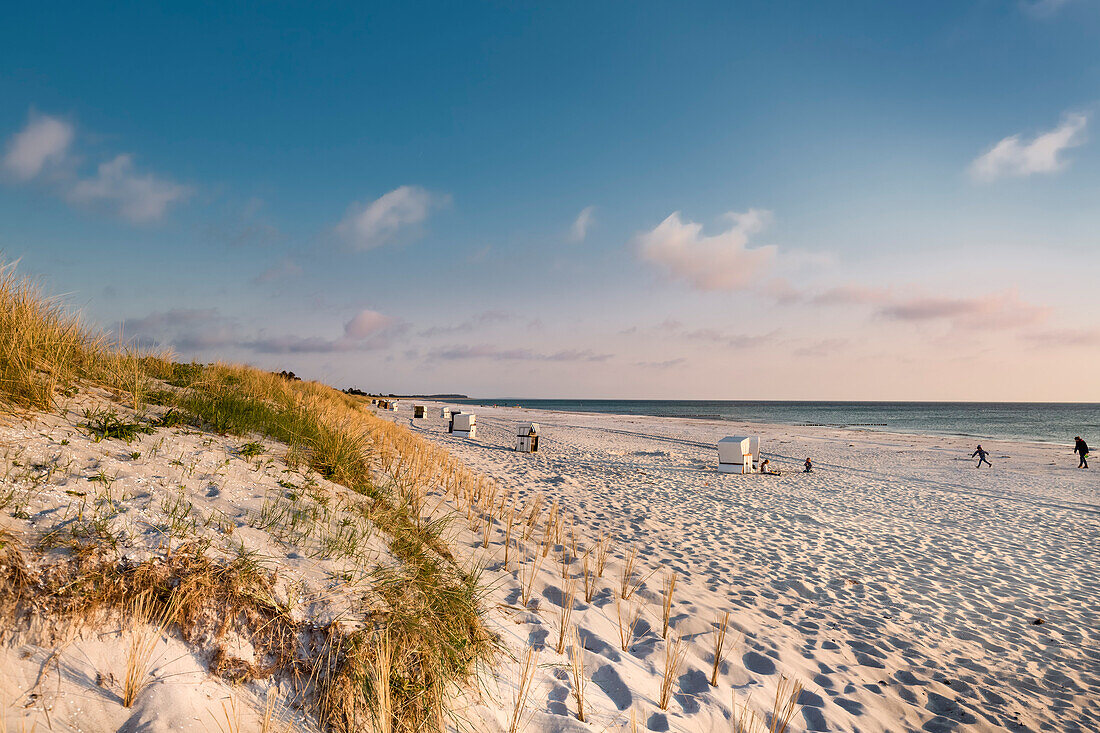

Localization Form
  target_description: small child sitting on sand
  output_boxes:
[804,457,813,473]
[759,458,780,475]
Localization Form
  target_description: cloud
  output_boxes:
[570,206,596,242]
[3,114,74,180]
[634,358,687,369]
[629,319,777,348]
[253,256,302,284]
[120,306,404,355]
[1021,0,1072,17]
[811,285,890,306]
[811,284,1049,332]
[69,154,192,222]
[969,113,1088,182]
[427,344,613,362]
[793,338,851,358]
[120,308,238,351]
[337,185,448,250]
[635,209,777,291]
[344,309,394,339]
[417,311,512,337]
[3,111,191,224]
[1021,328,1100,347]
[877,292,1048,329]
[206,197,282,248]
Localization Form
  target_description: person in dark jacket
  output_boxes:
[972,445,991,468]
[1074,437,1089,469]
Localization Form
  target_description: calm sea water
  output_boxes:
[451,399,1100,445]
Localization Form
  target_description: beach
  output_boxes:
[389,401,1099,732]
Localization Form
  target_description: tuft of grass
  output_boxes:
[519,550,545,609]
[661,570,677,639]
[238,441,264,460]
[367,631,394,733]
[582,550,596,603]
[616,597,644,652]
[619,544,640,599]
[658,633,687,711]
[81,407,154,444]
[508,647,539,733]
[768,675,804,733]
[122,592,173,707]
[0,262,99,410]
[568,626,587,723]
[502,503,516,571]
[554,578,577,655]
[595,534,611,577]
[710,611,735,687]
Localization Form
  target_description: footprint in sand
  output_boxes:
[591,664,632,710]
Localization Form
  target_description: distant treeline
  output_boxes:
[342,387,468,399]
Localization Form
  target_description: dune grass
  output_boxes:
[554,578,577,654]
[568,626,587,722]
[0,263,496,732]
[661,570,677,640]
[508,647,539,733]
[658,633,687,710]
[710,611,735,687]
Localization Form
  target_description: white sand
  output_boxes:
[394,401,1099,732]
[0,390,388,732]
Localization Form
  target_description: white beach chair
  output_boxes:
[515,423,540,452]
[450,412,476,438]
[413,405,426,418]
[717,436,758,474]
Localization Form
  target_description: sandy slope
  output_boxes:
[0,391,388,732]
[394,402,1099,733]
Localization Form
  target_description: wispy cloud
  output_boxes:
[793,338,851,358]
[428,344,613,362]
[121,307,404,355]
[205,197,282,248]
[336,185,448,250]
[120,308,237,351]
[417,311,511,337]
[878,292,1048,329]
[1020,0,1072,17]
[4,111,191,223]
[570,205,596,242]
[3,113,74,180]
[69,154,192,223]
[253,256,302,284]
[814,285,1048,331]
[626,319,777,348]
[969,113,1088,182]
[1021,327,1100,347]
[635,209,777,291]
[634,357,687,369]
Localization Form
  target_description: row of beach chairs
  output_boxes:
[401,403,767,471]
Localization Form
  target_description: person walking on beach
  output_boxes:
[1074,436,1089,469]
[972,445,991,468]
[804,457,813,473]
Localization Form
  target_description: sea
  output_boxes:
[451,399,1100,445]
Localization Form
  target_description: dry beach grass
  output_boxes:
[0,264,496,731]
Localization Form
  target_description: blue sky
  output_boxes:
[3,1,1099,399]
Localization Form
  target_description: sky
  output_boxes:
[2,1,1099,401]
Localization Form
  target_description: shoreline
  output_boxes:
[450,399,1087,450]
